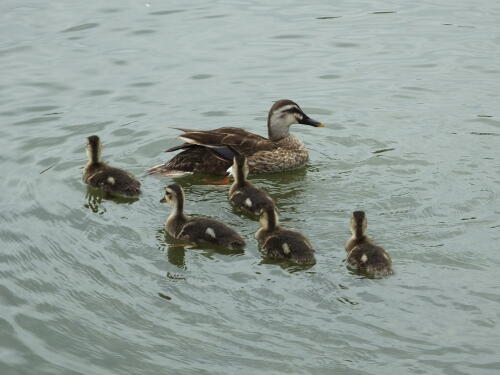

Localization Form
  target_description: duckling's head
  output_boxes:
[259,202,279,231]
[350,211,367,238]
[231,153,249,180]
[267,99,324,140]
[160,183,185,206]
[86,135,102,164]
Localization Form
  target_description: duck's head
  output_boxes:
[259,202,280,231]
[231,152,249,180]
[160,183,184,206]
[267,99,324,140]
[350,211,367,238]
[86,135,102,164]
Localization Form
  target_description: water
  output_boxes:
[1,0,500,374]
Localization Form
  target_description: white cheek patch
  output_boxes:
[361,254,368,263]
[107,177,115,185]
[282,242,291,255]
[383,253,389,260]
[245,198,252,207]
[206,227,216,239]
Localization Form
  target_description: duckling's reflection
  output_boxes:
[166,244,186,269]
[157,228,244,269]
[84,186,139,213]
[258,258,315,273]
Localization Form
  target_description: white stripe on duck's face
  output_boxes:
[269,104,304,129]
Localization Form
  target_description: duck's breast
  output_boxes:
[248,136,309,173]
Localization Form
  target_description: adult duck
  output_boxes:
[148,99,325,176]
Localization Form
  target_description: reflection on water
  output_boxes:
[166,244,186,269]
[157,228,245,270]
[84,186,139,213]
[258,257,316,273]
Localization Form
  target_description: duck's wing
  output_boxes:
[150,127,276,176]
[86,167,141,196]
[168,127,276,158]
[281,229,315,250]
[263,231,315,258]
[178,218,243,246]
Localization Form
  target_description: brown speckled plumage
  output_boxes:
[148,99,324,176]
[83,135,141,197]
[345,211,392,278]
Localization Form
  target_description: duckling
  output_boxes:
[148,99,325,176]
[345,211,392,277]
[228,151,275,217]
[256,202,316,265]
[83,135,141,197]
[161,183,245,249]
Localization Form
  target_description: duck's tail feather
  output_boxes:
[147,163,194,177]
[165,143,194,153]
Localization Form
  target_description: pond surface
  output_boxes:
[1,0,499,374]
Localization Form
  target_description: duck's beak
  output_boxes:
[299,115,325,127]
[160,197,166,203]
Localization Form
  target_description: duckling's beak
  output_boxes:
[299,115,325,127]
[160,197,166,203]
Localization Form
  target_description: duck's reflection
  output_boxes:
[84,186,139,213]
[258,258,315,273]
[166,244,186,269]
[170,165,308,190]
[157,228,244,270]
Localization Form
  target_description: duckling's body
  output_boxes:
[161,184,245,249]
[228,152,274,216]
[256,203,316,265]
[83,135,141,197]
[345,211,392,278]
[148,100,324,176]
